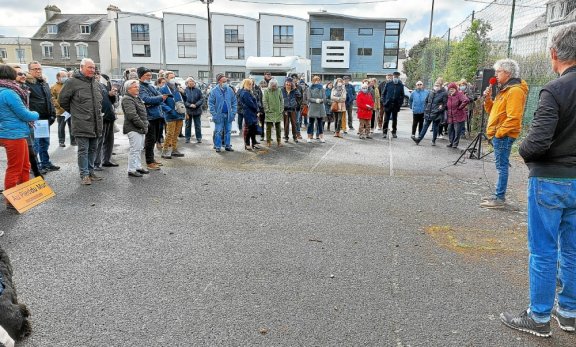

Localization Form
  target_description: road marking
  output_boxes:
[310,142,337,172]
[388,136,394,176]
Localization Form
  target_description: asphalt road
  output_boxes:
[0,109,571,346]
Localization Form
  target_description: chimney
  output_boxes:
[44,5,61,21]
[107,4,120,20]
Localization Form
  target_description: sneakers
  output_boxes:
[412,137,420,145]
[306,138,312,143]
[136,168,150,174]
[89,173,103,181]
[500,310,551,337]
[480,198,506,209]
[225,147,234,152]
[147,162,161,170]
[431,141,436,146]
[552,307,576,332]
[383,134,387,139]
[81,176,92,185]
[128,171,143,177]
[438,135,444,139]
[392,133,398,138]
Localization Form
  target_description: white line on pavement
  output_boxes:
[310,141,337,172]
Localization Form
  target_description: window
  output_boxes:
[310,28,324,35]
[386,29,400,36]
[178,45,197,58]
[384,48,398,56]
[358,28,373,36]
[385,35,399,49]
[60,43,70,59]
[0,48,6,59]
[330,28,344,41]
[310,48,322,55]
[225,46,245,60]
[386,21,400,29]
[80,25,91,34]
[41,42,54,59]
[131,24,150,41]
[226,71,245,80]
[358,48,372,56]
[198,71,209,79]
[47,25,58,34]
[273,47,293,57]
[15,48,25,61]
[132,44,151,57]
[383,55,397,69]
[75,43,88,59]
[273,25,293,44]
[177,24,196,42]
[225,25,244,43]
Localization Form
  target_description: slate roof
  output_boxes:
[32,14,110,42]
[513,13,547,37]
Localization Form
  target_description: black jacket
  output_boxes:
[424,88,448,121]
[184,86,204,117]
[381,81,405,113]
[519,65,576,177]
[26,76,55,123]
[98,82,117,122]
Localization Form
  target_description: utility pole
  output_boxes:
[507,0,516,57]
[429,0,435,40]
[201,0,214,82]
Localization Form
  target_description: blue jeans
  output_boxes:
[185,114,202,141]
[492,136,515,200]
[417,118,440,142]
[213,119,232,149]
[528,177,576,322]
[307,117,324,136]
[76,136,98,177]
[33,133,52,168]
[296,110,307,130]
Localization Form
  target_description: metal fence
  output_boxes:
[411,0,556,128]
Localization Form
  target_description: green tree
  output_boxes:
[444,19,492,82]
[404,37,449,88]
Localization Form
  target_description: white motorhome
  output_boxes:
[246,56,311,86]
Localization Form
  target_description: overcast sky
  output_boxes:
[1,0,489,48]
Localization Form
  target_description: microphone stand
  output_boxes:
[454,94,492,165]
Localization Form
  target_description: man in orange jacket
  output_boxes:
[481,58,528,208]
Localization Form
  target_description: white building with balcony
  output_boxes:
[211,13,258,81]
[117,12,163,73]
[258,13,308,58]
[163,12,209,79]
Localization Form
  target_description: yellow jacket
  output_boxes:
[484,79,528,139]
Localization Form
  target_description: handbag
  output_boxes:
[301,104,309,117]
[175,101,186,115]
[330,101,339,113]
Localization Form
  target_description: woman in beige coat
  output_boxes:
[330,78,347,138]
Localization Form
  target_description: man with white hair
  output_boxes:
[500,23,576,338]
[480,58,528,208]
[59,58,104,185]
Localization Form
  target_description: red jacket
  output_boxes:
[356,91,374,120]
[446,90,470,123]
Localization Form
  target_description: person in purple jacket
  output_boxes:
[445,82,470,149]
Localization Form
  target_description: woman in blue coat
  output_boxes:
[238,79,261,150]
[0,65,39,209]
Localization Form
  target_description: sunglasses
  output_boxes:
[17,72,26,76]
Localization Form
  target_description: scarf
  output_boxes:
[0,79,28,106]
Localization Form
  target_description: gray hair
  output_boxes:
[80,58,95,67]
[550,23,576,62]
[123,79,139,91]
[268,79,278,87]
[493,58,520,78]
[185,77,196,84]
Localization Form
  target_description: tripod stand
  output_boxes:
[454,108,492,165]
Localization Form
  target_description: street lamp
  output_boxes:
[429,0,435,40]
[201,0,214,82]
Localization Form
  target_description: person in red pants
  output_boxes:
[0,65,40,210]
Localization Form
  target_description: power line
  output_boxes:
[229,0,396,5]
[464,0,545,8]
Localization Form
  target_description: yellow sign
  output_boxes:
[2,176,55,213]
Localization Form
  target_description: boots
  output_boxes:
[161,147,172,159]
